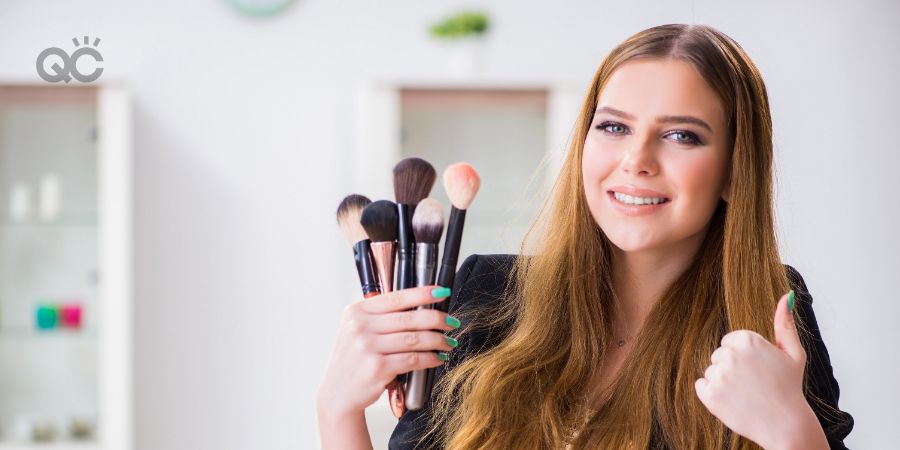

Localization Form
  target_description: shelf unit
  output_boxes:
[0,83,132,450]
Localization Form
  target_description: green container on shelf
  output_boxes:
[35,304,59,330]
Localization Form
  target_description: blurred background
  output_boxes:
[0,0,897,449]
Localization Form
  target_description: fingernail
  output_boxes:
[445,336,459,348]
[445,315,461,328]
[437,352,449,361]
[788,290,795,312]
[431,287,451,299]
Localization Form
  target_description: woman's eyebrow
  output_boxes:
[594,106,713,133]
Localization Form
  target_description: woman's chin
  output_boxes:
[603,230,666,254]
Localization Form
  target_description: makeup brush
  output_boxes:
[360,200,398,295]
[393,157,437,291]
[434,162,480,311]
[424,162,480,402]
[336,194,379,298]
[404,198,445,411]
[360,199,405,418]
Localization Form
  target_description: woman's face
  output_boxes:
[582,58,731,254]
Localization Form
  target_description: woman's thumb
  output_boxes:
[774,290,804,362]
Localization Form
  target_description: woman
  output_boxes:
[317,24,854,449]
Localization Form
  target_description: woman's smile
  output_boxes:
[606,189,671,216]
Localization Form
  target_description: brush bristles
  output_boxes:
[360,199,399,242]
[443,162,480,209]
[412,198,444,245]
[336,194,371,245]
[393,157,436,205]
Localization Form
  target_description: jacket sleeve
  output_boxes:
[785,264,855,449]
[388,254,481,450]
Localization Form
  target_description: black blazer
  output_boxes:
[389,254,854,449]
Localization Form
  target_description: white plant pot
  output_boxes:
[439,35,486,76]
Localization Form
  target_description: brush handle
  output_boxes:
[396,203,416,290]
[435,207,466,313]
[405,243,438,411]
[393,203,418,416]
[424,206,467,406]
[352,239,380,297]
[354,242,403,417]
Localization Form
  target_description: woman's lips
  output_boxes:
[606,185,670,198]
[606,190,671,216]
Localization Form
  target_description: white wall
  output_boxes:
[1,0,897,448]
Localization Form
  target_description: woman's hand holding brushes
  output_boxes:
[316,287,460,421]
[329,158,478,418]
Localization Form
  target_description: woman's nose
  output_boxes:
[620,137,659,176]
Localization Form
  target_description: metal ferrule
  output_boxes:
[369,241,395,294]
[413,243,437,288]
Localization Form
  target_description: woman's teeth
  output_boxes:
[613,191,668,205]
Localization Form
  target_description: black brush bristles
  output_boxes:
[411,198,444,246]
[393,157,436,206]
[360,200,399,243]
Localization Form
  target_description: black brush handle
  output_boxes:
[435,207,465,313]
[395,203,417,387]
[424,206,467,405]
[353,239,380,297]
[396,203,416,290]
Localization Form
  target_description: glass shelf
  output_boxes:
[0,213,98,228]
[0,328,97,340]
[0,442,98,450]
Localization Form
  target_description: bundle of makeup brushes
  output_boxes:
[335,157,480,418]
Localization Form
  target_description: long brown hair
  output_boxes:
[428,24,801,449]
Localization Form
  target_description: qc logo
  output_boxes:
[36,36,104,83]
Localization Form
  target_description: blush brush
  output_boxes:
[434,162,481,309]
[424,162,480,402]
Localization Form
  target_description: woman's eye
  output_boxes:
[596,121,628,135]
[666,130,702,145]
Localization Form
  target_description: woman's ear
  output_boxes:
[721,179,731,203]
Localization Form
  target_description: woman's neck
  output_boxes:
[609,226,709,333]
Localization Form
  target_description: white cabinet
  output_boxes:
[0,85,132,450]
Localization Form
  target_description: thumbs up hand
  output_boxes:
[694,291,827,449]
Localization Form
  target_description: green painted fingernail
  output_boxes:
[788,290,795,312]
[446,336,459,348]
[437,352,449,361]
[445,315,461,328]
[431,287,451,298]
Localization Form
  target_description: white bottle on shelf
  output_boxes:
[9,182,32,223]
[38,173,62,223]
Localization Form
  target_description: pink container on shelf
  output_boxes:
[60,303,82,329]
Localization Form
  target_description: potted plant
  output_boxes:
[429,11,491,75]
